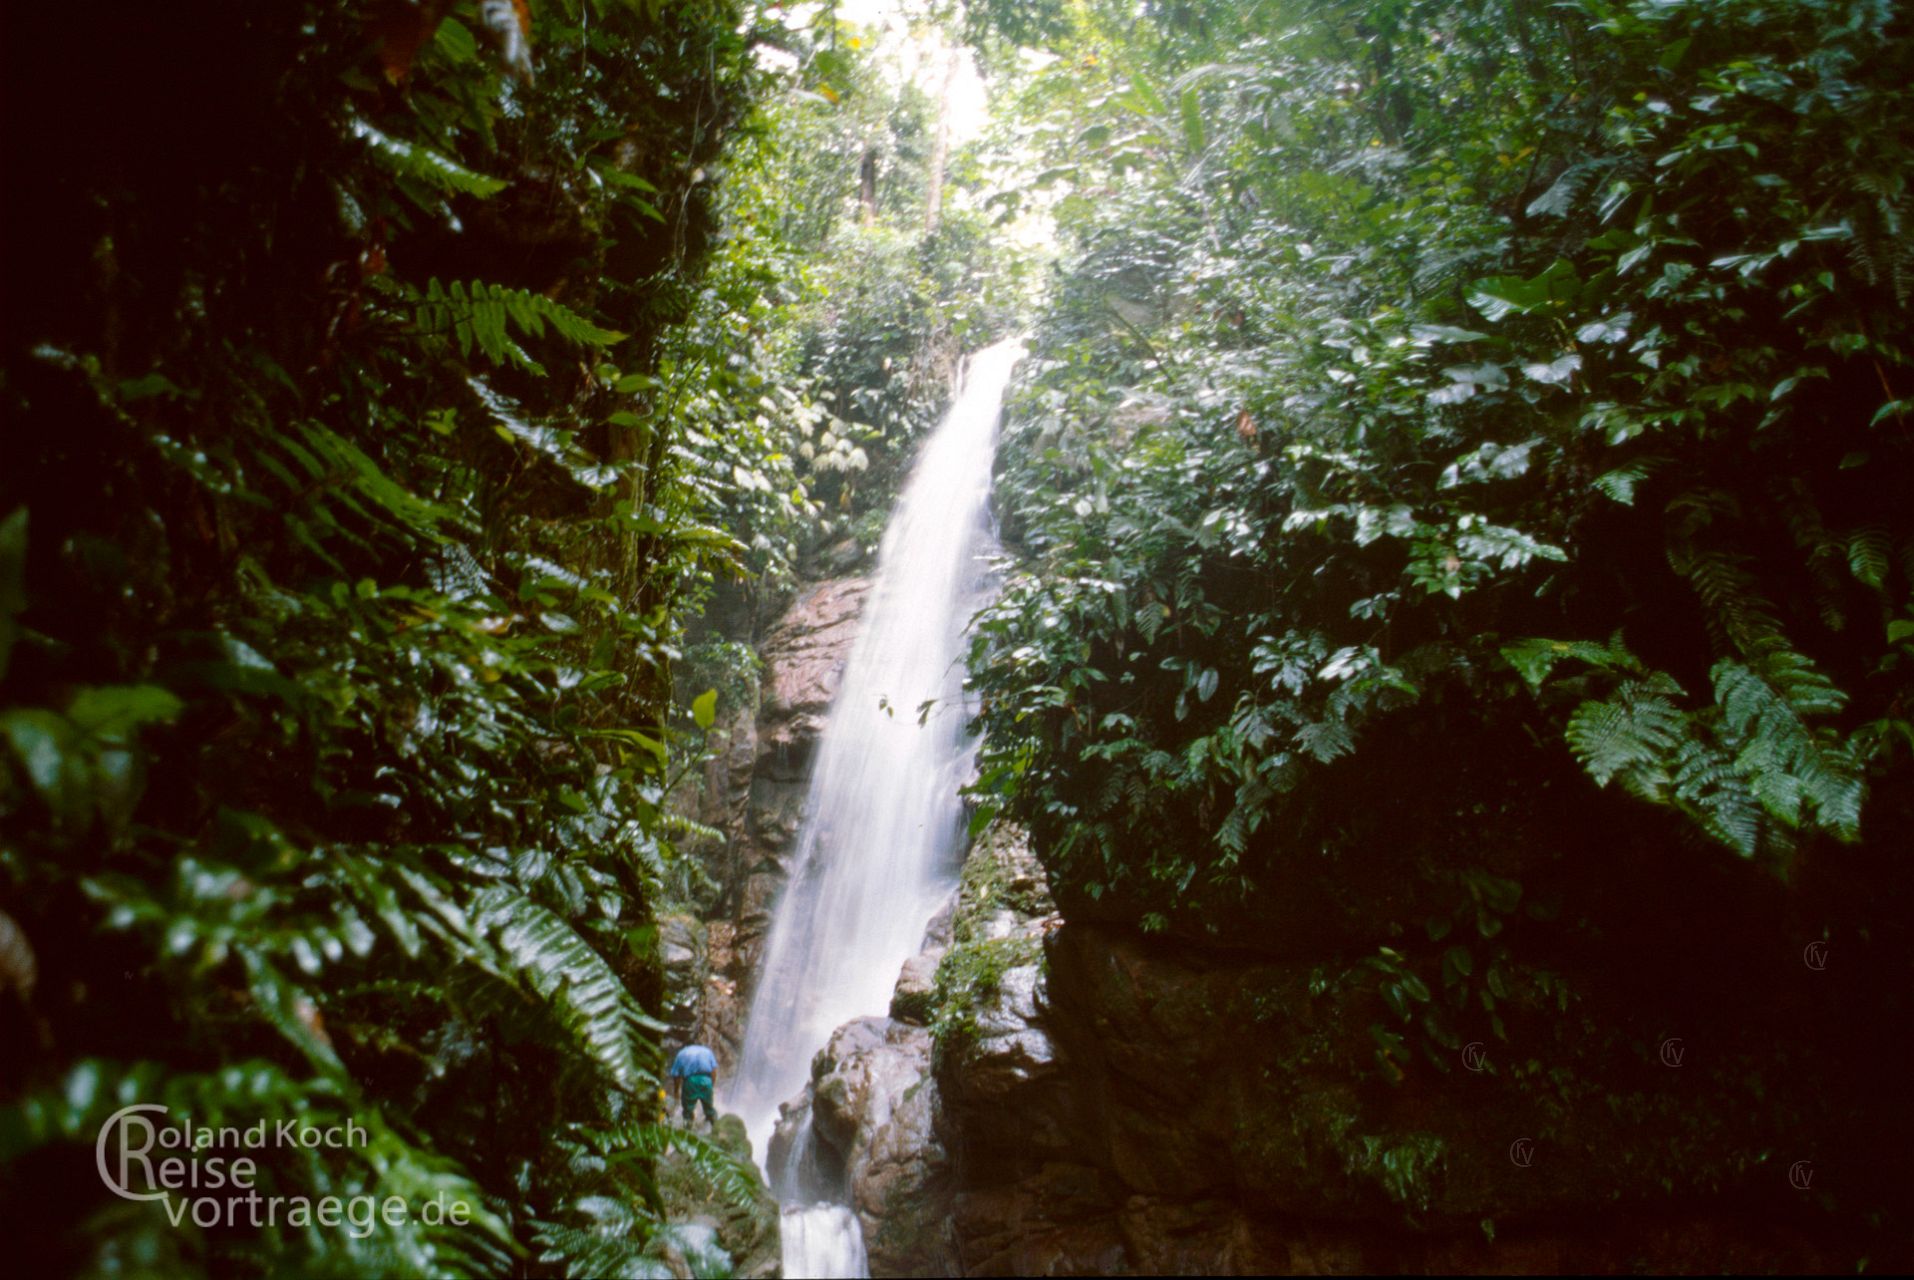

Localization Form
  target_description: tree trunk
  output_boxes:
[860,146,878,227]
[923,47,960,234]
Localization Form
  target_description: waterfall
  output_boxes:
[779,1204,868,1279]
[730,339,1023,1277]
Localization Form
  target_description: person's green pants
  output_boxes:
[681,1073,716,1124]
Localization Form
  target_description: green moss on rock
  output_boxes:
[656,1115,781,1279]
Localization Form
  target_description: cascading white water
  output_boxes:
[730,339,1022,1278]
[779,1204,867,1278]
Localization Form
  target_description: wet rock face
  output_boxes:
[656,912,707,1053]
[949,1165,1130,1277]
[768,1090,841,1205]
[889,948,944,1025]
[680,578,868,1075]
[920,824,1072,1180]
[1037,919,1854,1230]
[854,820,1856,1276]
[936,957,1074,1179]
[756,577,870,776]
[853,1059,950,1277]
[807,1018,926,1164]
[697,920,744,1073]
[770,1015,958,1278]
[733,579,869,977]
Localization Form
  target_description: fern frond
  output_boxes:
[1777,486,1851,629]
[1673,545,1786,655]
[1712,658,1863,835]
[1501,630,1639,692]
[350,119,508,197]
[1671,739,1763,857]
[467,886,661,1094]
[532,1218,673,1280]
[420,280,625,375]
[1590,455,1667,506]
[579,1122,764,1214]
[655,810,725,843]
[1294,717,1354,762]
[1847,525,1890,592]
[1564,673,1685,790]
[1215,801,1250,856]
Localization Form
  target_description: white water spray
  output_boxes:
[730,340,1022,1277]
[779,1204,868,1280]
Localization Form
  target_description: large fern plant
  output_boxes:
[0,0,782,1274]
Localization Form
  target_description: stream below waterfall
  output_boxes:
[726,339,1023,1278]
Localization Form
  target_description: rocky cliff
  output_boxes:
[782,823,1855,1275]
[666,577,870,1079]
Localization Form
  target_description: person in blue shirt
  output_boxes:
[667,1043,719,1127]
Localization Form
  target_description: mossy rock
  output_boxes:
[657,1114,781,1279]
[950,822,1055,946]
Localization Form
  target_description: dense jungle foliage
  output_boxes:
[4,0,1911,1273]
[659,14,1032,721]
[967,0,1912,1246]
[0,1,1013,1274]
